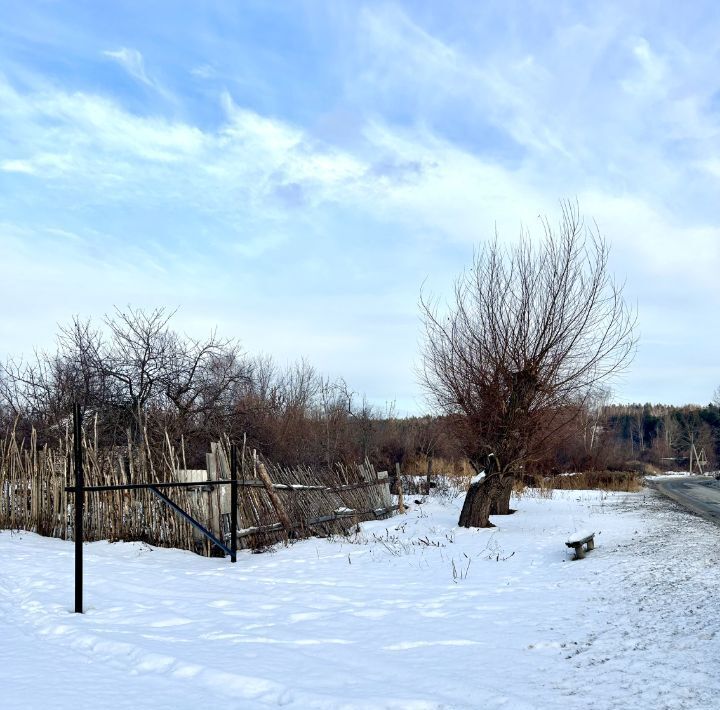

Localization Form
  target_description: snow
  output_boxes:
[2,488,720,709]
[648,471,718,479]
[566,529,595,544]
[647,471,697,478]
[470,470,486,484]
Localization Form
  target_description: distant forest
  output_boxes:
[394,402,720,477]
[377,402,720,476]
[582,403,720,473]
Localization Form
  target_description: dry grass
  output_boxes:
[406,456,643,494]
[402,457,474,477]
[407,456,644,498]
[516,470,643,497]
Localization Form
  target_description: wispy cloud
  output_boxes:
[0,76,382,219]
[103,47,152,86]
[102,46,176,102]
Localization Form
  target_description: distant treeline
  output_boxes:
[586,403,720,472]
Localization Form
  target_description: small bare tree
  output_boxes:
[419,202,636,527]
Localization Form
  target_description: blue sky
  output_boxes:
[2,1,720,412]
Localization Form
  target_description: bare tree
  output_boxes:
[580,387,611,455]
[410,416,445,493]
[0,317,110,429]
[419,202,636,527]
[1,307,249,450]
[330,382,378,464]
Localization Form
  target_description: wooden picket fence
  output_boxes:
[0,423,396,554]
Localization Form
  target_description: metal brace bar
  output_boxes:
[148,485,232,557]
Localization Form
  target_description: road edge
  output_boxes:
[646,476,720,527]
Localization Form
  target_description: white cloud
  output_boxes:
[1,159,35,174]
[1,152,76,177]
[623,37,667,97]
[103,47,152,86]
[4,65,718,289]
[359,122,542,243]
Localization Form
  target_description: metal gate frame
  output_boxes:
[64,404,239,613]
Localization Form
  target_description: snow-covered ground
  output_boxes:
[2,488,719,710]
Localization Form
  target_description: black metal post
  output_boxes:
[230,444,238,563]
[73,403,84,614]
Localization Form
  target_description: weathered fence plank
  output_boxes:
[1,428,395,554]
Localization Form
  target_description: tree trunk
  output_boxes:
[458,476,499,528]
[489,475,515,515]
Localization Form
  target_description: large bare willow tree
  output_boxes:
[419,203,637,528]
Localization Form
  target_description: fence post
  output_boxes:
[230,444,238,563]
[73,403,84,614]
[395,462,405,514]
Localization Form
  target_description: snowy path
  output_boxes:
[553,492,720,708]
[1,489,719,709]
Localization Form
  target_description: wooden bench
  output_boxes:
[565,532,595,560]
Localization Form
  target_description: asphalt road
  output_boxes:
[650,476,720,526]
